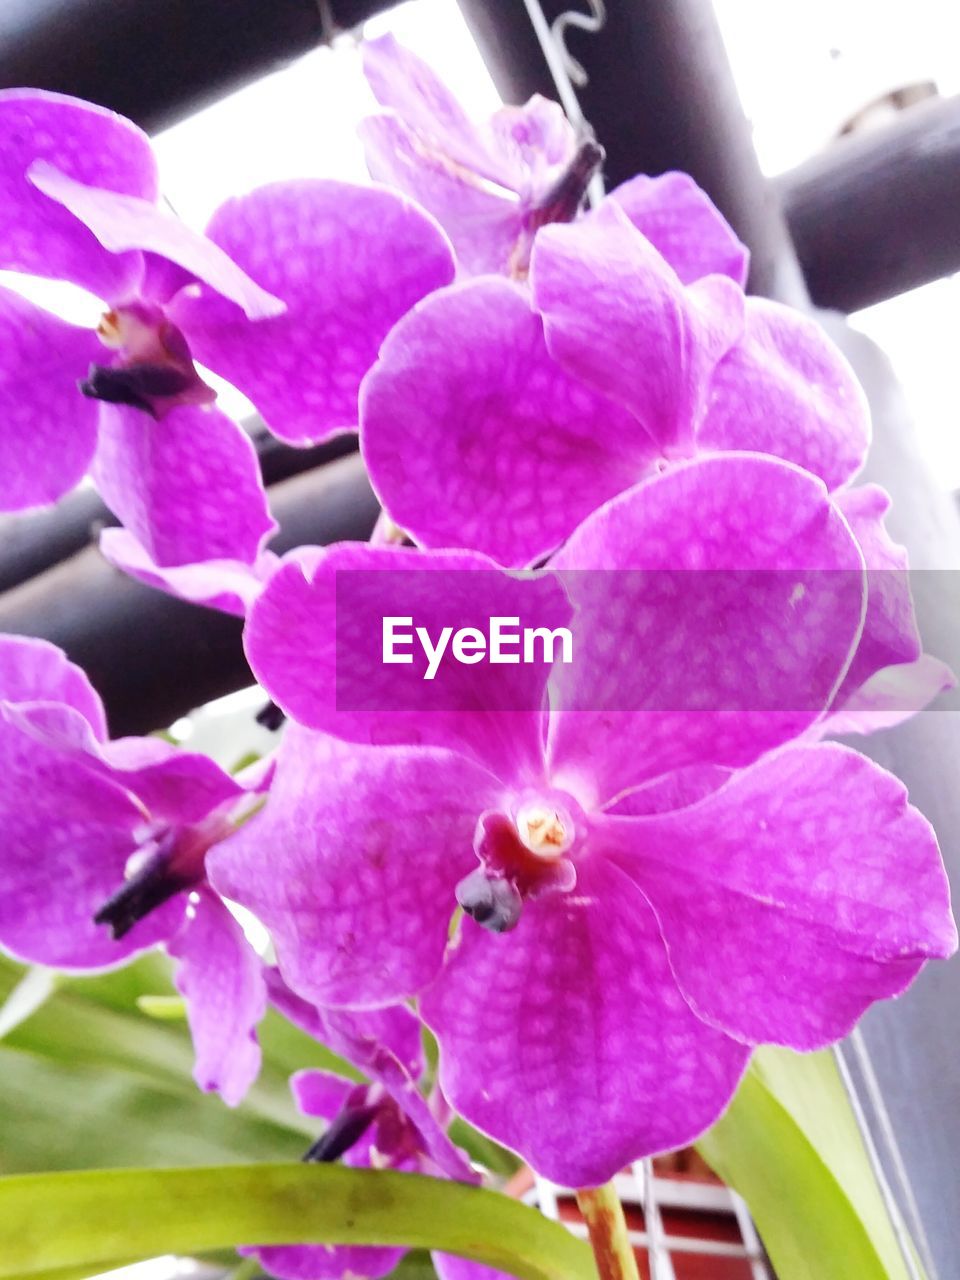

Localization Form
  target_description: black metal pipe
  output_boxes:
[778,95,960,314]
[455,0,808,304]
[0,0,397,133]
[0,453,379,736]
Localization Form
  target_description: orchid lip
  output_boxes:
[93,831,195,939]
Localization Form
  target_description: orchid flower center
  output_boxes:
[456,793,581,934]
[81,302,215,419]
[95,813,233,939]
[515,802,572,858]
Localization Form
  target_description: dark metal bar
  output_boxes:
[0,454,378,736]
[778,95,960,314]
[0,0,396,132]
[455,0,808,304]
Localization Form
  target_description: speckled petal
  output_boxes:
[250,1242,406,1280]
[611,743,957,1049]
[361,277,652,566]
[819,655,956,738]
[168,886,265,1105]
[265,968,425,1083]
[0,721,180,969]
[432,1255,514,1280]
[699,299,870,489]
[530,201,744,450]
[168,180,455,445]
[359,114,522,276]
[208,728,500,1009]
[547,455,866,803]
[0,89,153,298]
[29,162,283,319]
[0,286,102,510]
[0,633,107,740]
[244,542,566,778]
[362,34,506,182]
[605,172,749,285]
[421,856,749,1186]
[92,402,276,568]
[830,484,920,707]
[100,527,278,618]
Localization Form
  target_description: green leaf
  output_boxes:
[697,1046,923,1280]
[0,1164,596,1280]
[136,995,188,1020]
[0,953,358,1173]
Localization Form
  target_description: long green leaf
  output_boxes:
[0,1164,596,1280]
[697,1046,921,1280]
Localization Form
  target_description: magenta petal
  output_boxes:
[362,35,501,181]
[830,484,920,706]
[613,744,957,1049]
[289,1068,356,1122]
[244,542,566,778]
[0,89,153,299]
[92,402,276,567]
[0,634,107,739]
[548,455,866,801]
[361,277,652,565]
[266,969,425,1084]
[605,172,749,286]
[0,287,102,510]
[0,725,179,968]
[208,728,499,1008]
[100,528,278,618]
[421,857,749,1186]
[250,1243,406,1280]
[432,1256,514,1280]
[699,299,870,490]
[29,162,283,319]
[168,886,265,1105]
[168,180,455,445]
[530,202,744,451]
[359,114,522,276]
[820,655,956,738]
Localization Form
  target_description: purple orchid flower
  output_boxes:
[210,454,956,1186]
[0,90,454,567]
[359,202,863,568]
[0,632,269,1104]
[360,34,747,288]
[246,974,505,1280]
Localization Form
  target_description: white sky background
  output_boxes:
[148,0,960,488]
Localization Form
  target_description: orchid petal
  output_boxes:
[0,633,107,739]
[208,728,500,1009]
[421,857,749,1186]
[361,277,652,566]
[830,484,920,706]
[547,455,866,802]
[28,161,284,319]
[699,298,871,489]
[610,743,957,1049]
[100,527,278,618]
[169,180,455,445]
[0,286,102,510]
[605,171,749,286]
[244,542,567,778]
[92,402,276,568]
[168,886,265,1105]
[530,201,744,450]
[0,722,179,969]
[0,88,153,298]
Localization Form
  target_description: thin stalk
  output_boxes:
[575,1181,640,1280]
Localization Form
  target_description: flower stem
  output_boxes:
[576,1181,640,1280]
